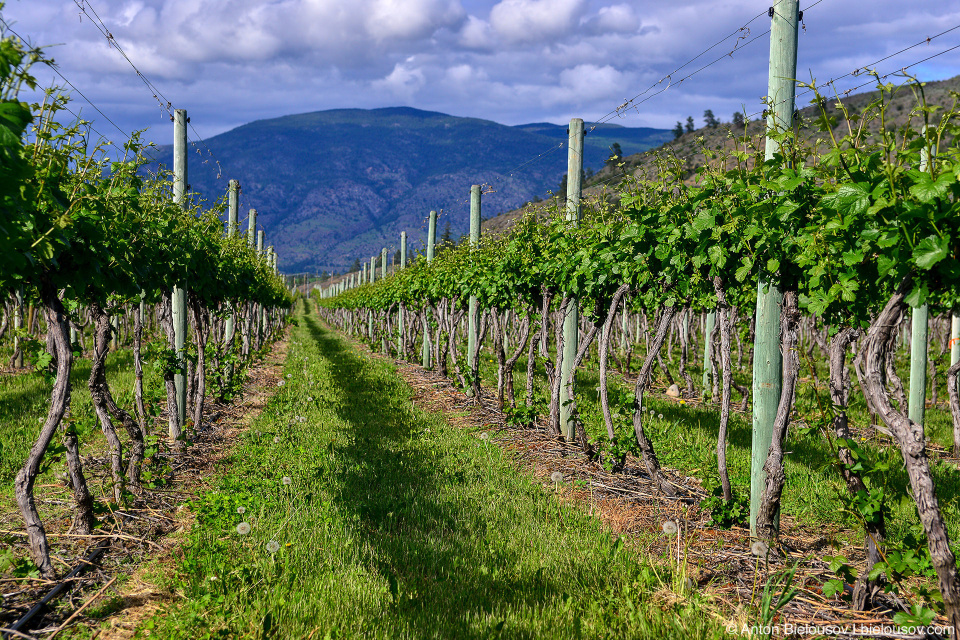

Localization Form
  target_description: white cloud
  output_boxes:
[489,0,586,44]
[582,4,640,35]
[457,15,495,50]
[2,0,958,143]
[543,63,628,105]
[365,0,466,41]
[373,61,427,100]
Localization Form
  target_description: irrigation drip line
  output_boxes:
[3,538,110,639]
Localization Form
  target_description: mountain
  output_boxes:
[150,107,670,274]
[513,122,672,157]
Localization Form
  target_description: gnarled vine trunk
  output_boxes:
[157,291,182,442]
[547,297,571,437]
[829,327,886,610]
[713,278,733,503]
[189,293,210,430]
[948,358,960,456]
[630,304,678,496]
[599,284,631,444]
[88,305,126,503]
[855,276,960,633]
[14,283,74,578]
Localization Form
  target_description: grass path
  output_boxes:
[143,307,729,639]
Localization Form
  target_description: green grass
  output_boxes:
[0,348,152,489]
[466,333,960,553]
[141,308,730,639]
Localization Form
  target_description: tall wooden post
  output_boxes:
[224,180,239,349]
[12,289,23,368]
[247,209,257,247]
[750,0,799,538]
[952,317,960,367]
[467,186,481,379]
[702,311,716,396]
[227,179,239,236]
[257,230,266,344]
[381,247,388,353]
[560,118,584,441]
[172,108,189,435]
[909,129,933,426]
[423,210,437,368]
[368,256,376,340]
[398,232,407,353]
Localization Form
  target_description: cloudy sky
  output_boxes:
[3,0,960,144]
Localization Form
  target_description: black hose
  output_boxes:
[3,538,110,638]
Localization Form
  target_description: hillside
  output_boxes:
[150,108,669,273]
[482,74,960,234]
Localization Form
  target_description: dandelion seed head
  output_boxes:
[551,471,564,484]
[287,373,292,378]
[236,522,251,535]
[662,520,679,536]
[274,436,280,443]
[480,432,490,441]
[282,476,292,485]
[237,506,245,515]
[266,540,280,553]
[277,380,285,387]
[307,397,314,402]
[751,540,769,557]
[658,413,664,420]
[38,417,44,424]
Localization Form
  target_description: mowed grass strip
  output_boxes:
[143,309,729,639]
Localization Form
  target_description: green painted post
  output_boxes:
[422,210,437,368]
[427,211,437,263]
[368,256,376,340]
[909,307,928,425]
[750,0,799,539]
[619,305,628,353]
[952,317,960,367]
[398,232,406,353]
[247,209,257,247]
[467,185,481,377]
[12,289,23,368]
[172,108,189,434]
[909,129,933,425]
[381,247,388,353]
[224,180,239,350]
[227,179,239,236]
[560,118,584,442]
[257,231,266,343]
[702,311,716,396]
